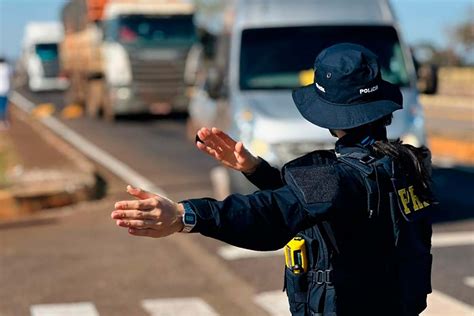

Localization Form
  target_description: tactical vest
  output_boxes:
[282,149,433,316]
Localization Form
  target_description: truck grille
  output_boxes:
[41,60,60,78]
[129,55,187,106]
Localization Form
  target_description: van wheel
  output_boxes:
[210,167,231,200]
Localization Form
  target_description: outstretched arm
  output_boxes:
[195,127,283,190]
[111,184,320,251]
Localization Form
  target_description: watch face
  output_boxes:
[184,213,196,225]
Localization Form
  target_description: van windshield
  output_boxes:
[106,14,196,47]
[240,25,411,90]
[35,43,58,61]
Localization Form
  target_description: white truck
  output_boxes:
[21,22,69,92]
[61,0,198,120]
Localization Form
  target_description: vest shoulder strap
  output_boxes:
[337,151,376,175]
[338,152,392,218]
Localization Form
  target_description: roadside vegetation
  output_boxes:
[0,133,19,188]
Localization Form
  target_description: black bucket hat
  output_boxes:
[292,43,403,130]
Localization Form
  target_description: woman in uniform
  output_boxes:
[111,43,435,316]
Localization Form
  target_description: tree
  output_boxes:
[448,8,474,65]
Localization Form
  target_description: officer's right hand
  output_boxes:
[195,127,261,174]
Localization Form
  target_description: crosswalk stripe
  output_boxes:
[141,298,219,316]
[30,302,99,316]
[421,290,474,316]
[464,276,474,288]
[254,291,290,316]
[218,231,474,261]
[217,246,282,260]
[431,231,474,248]
[254,290,474,316]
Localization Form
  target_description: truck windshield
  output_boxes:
[110,14,196,46]
[35,43,58,61]
[240,25,410,90]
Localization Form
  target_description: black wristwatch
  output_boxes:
[181,202,197,233]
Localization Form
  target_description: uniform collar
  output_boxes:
[335,127,387,156]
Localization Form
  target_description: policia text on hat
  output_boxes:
[111,43,435,316]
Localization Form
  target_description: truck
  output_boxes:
[21,22,69,92]
[60,0,198,120]
[188,0,438,198]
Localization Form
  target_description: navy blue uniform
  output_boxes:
[183,133,432,316]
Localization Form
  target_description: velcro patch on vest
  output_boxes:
[284,165,339,204]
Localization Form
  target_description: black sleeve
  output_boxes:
[183,185,334,251]
[242,158,283,190]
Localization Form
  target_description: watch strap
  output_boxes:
[181,202,196,233]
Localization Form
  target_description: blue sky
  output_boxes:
[0,0,472,60]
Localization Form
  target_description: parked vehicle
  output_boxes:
[189,0,436,197]
[21,22,69,92]
[60,0,198,120]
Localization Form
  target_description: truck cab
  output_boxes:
[60,0,197,120]
[189,0,429,196]
[22,22,69,92]
[101,1,197,117]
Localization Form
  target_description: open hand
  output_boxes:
[111,185,184,238]
[196,127,261,174]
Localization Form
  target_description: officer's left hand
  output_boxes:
[196,127,260,173]
[111,185,184,238]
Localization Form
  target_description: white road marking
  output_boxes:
[254,291,290,316]
[255,290,474,316]
[218,231,474,261]
[30,302,99,316]
[421,290,474,316]
[10,91,165,196]
[217,246,283,260]
[431,156,457,169]
[432,231,474,248]
[141,298,219,316]
[464,276,474,288]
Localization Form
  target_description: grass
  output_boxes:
[0,133,20,189]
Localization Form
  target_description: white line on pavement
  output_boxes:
[218,231,474,261]
[432,231,474,248]
[254,291,291,316]
[255,290,474,316]
[141,298,219,316]
[10,91,166,196]
[421,290,474,316]
[217,246,282,260]
[464,276,474,288]
[30,302,99,316]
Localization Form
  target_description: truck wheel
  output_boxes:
[186,117,198,142]
[86,80,101,118]
[101,86,115,122]
[65,73,83,107]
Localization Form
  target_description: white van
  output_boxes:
[22,22,69,92]
[189,0,434,196]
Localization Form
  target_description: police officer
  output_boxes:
[111,43,434,316]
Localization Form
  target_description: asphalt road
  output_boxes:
[1,87,473,316]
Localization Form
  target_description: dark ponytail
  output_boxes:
[344,115,434,203]
[372,139,434,203]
